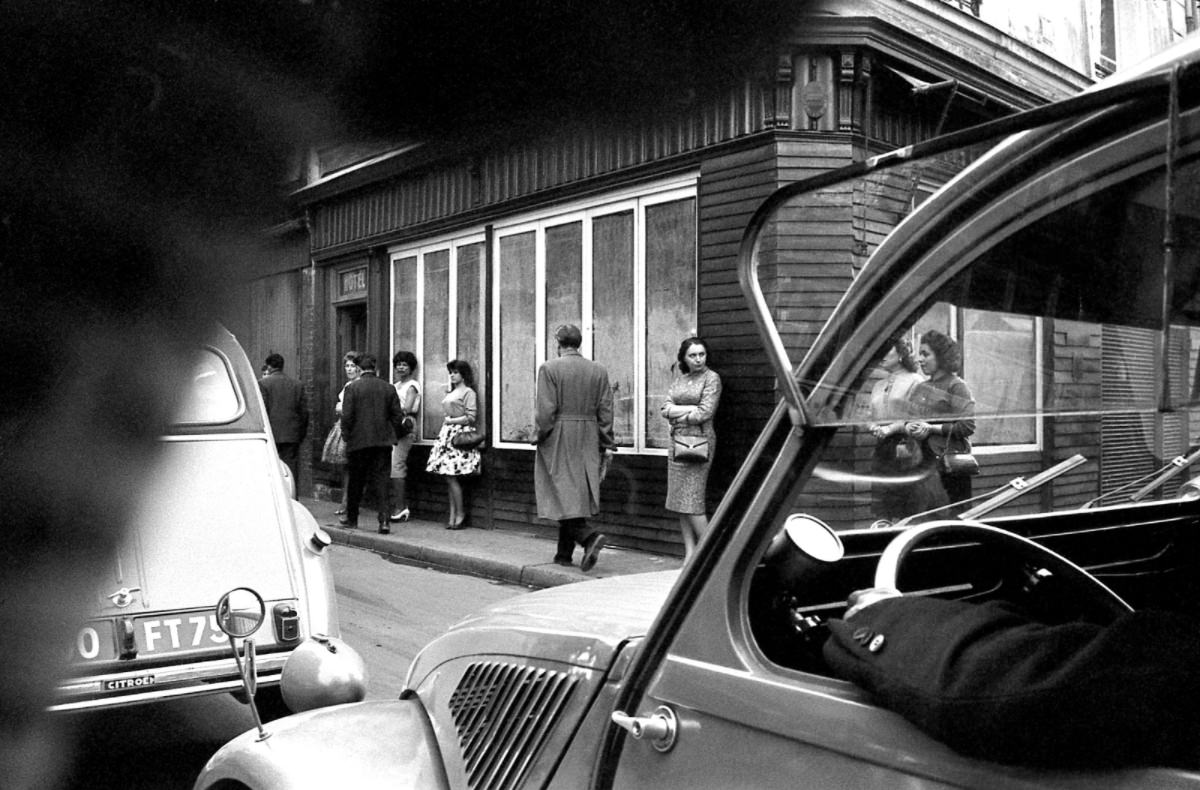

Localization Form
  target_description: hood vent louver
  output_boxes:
[448,661,578,790]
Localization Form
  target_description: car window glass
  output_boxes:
[171,348,241,425]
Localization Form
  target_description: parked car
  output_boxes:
[52,324,343,713]
[197,35,1200,789]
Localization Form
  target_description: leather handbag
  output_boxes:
[451,428,486,450]
[672,434,710,463]
[935,434,979,477]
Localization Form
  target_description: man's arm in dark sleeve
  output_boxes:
[822,595,1200,769]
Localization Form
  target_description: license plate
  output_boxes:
[72,611,234,664]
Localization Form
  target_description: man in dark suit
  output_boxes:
[338,354,404,533]
[258,353,309,497]
[822,587,1200,770]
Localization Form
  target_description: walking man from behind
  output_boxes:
[339,354,404,534]
[534,324,615,571]
[259,352,308,498]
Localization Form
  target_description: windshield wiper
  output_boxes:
[1081,445,1200,507]
[891,454,1088,527]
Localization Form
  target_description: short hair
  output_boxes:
[264,352,284,371]
[676,336,710,374]
[343,350,362,366]
[554,324,582,349]
[392,350,418,372]
[889,337,918,373]
[358,353,378,372]
[920,329,962,375]
[447,359,475,388]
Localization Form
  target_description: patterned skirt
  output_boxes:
[425,423,482,476]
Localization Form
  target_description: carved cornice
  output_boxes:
[789,0,1092,109]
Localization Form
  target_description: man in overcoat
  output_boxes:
[535,324,615,570]
[339,354,404,533]
[258,353,309,497]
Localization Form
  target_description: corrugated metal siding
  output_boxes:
[310,82,776,253]
[1101,326,1159,493]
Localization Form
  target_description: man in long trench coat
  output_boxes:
[535,324,615,571]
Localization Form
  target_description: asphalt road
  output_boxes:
[57,545,530,790]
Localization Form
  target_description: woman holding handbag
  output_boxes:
[867,336,926,523]
[321,350,362,515]
[907,329,977,507]
[660,336,722,559]
[425,359,481,529]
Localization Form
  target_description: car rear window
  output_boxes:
[171,347,242,425]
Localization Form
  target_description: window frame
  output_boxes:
[387,230,488,444]
[490,174,699,454]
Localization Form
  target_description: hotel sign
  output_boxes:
[338,266,368,298]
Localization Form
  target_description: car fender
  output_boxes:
[194,699,448,790]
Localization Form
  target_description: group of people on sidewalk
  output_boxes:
[260,323,724,572]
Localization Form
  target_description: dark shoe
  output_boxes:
[580,534,607,572]
[337,517,357,529]
[378,523,390,534]
[334,508,347,516]
[553,556,573,567]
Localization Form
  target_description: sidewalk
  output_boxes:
[302,498,683,589]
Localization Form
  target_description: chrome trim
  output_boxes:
[50,652,290,712]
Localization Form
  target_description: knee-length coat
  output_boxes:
[534,349,615,521]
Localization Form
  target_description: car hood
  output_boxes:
[409,571,679,680]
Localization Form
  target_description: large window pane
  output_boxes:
[644,197,697,449]
[423,250,450,436]
[545,222,582,359]
[500,232,537,441]
[392,256,418,354]
[457,242,486,429]
[963,309,1036,446]
[593,211,636,446]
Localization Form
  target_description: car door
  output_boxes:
[601,49,1200,789]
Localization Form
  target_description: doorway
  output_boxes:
[336,302,367,365]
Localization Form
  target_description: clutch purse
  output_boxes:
[672,435,710,463]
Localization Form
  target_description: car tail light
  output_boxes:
[273,603,300,643]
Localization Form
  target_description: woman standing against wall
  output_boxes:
[389,350,421,523]
[660,336,722,559]
[425,359,481,529]
[322,350,362,514]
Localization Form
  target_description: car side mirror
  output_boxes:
[216,587,266,638]
[216,587,271,741]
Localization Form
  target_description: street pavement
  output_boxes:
[303,497,682,589]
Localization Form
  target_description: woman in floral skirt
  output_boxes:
[425,359,481,529]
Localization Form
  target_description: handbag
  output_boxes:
[936,435,979,477]
[321,422,347,465]
[397,414,416,438]
[672,434,710,463]
[451,428,486,450]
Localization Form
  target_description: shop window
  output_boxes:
[390,237,487,441]
[495,179,698,451]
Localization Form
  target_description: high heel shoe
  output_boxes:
[390,507,410,523]
[446,515,468,530]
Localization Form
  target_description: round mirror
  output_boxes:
[782,514,844,563]
[216,587,266,638]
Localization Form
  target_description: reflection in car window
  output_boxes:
[772,106,1200,532]
[171,348,241,425]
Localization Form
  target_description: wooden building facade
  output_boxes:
[263,0,1184,554]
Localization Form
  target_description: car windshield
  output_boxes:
[753,80,1200,531]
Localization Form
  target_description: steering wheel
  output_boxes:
[875,519,1133,623]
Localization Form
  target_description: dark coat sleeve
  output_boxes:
[822,596,1200,769]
